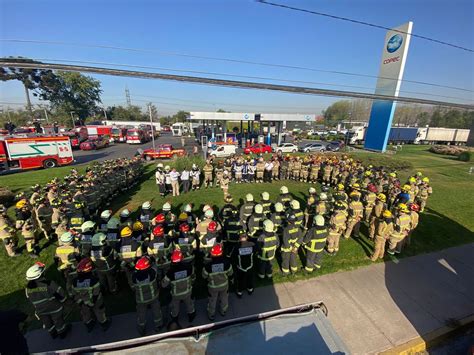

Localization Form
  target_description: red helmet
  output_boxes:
[207,221,217,232]
[152,225,165,237]
[77,257,93,273]
[368,184,377,193]
[180,223,190,233]
[410,203,420,212]
[154,213,166,224]
[210,244,223,257]
[171,249,183,263]
[135,256,151,271]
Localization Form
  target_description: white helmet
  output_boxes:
[246,193,254,202]
[202,204,212,212]
[320,193,327,201]
[26,262,46,281]
[280,186,289,194]
[162,202,171,211]
[184,204,192,213]
[100,209,112,219]
[254,204,263,214]
[60,232,74,244]
[142,201,151,210]
[263,219,275,233]
[290,200,300,210]
[157,163,164,169]
[81,221,96,233]
[308,187,316,194]
[314,215,325,227]
[192,164,197,169]
[165,165,171,171]
[261,192,270,201]
[204,209,214,218]
[120,209,130,218]
[274,202,284,213]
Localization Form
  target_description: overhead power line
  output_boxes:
[1,60,472,110]
[257,0,474,53]
[29,58,474,103]
[1,39,472,93]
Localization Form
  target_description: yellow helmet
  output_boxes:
[409,177,416,184]
[16,199,27,209]
[132,221,144,231]
[178,212,188,221]
[364,171,372,176]
[377,193,386,202]
[422,177,430,183]
[120,226,133,238]
[389,172,397,178]
[308,196,315,205]
[337,184,344,191]
[352,183,360,190]
[382,210,392,218]
[398,203,409,213]
[402,184,411,192]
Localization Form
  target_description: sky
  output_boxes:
[0,0,473,116]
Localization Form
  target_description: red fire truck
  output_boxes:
[0,136,74,171]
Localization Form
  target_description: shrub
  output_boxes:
[0,188,15,206]
[458,151,472,162]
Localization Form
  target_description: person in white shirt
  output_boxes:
[181,167,190,193]
[264,161,274,183]
[155,164,166,196]
[169,168,181,196]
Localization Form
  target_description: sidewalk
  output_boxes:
[26,242,474,354]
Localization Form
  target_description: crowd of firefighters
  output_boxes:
[0,153,433,339]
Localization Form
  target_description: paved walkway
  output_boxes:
[26,243,474,354]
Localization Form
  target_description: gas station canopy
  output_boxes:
[189,112,317,122]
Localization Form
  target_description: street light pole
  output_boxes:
[43,108,49,123]
[148,103,156,150]
[70,111,75,128]
[103,107,108,120]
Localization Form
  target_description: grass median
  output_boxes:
[0,145,473,327]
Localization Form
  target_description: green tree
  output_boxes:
[39,71,102,120]
[323,100,351,126]
[106,105,146,121]
[172,110,190,123]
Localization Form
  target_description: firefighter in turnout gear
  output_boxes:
[327,201,348,255]
[256,158,265,183]
[270,202,285,233]
[260,192,272,217]
[369,193,387,239]
[161,250,196,323]
[200,221,221,258]
[0,204,19,257]
[388,204,412,255]
[98,210,112,233]
[131,256,163,335]
[223,209,245,258]
[289,200,304,227]
[106,217,120,249]
[139,201,153,233]
[35,198,53,240]
[406,203,420,246]
[370,210,394,261]
[277,186,292,207]
[203,160,214,188]
[90,233,118,294]
[79,221,96,257]
[174,222,197,261]
[416,177,432,212]
[69,201,86,233]
[220,195,237,224]
[146,225,172,275]
[257,220,279,279]
[316,193,329,218]
[202,244,233,320]
[71,258,111,332]
[239,193,255,225]
[247,204,265,241]
[344,193,364,239]
[303,215,328,272]
[118,226,143,284]
[363,184,378,222]
[232,232,255,297]
[281,213,303,275]
[25,262,70,338]
[54,232,80,279]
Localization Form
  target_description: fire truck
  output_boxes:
[142,144,186,160]
[0,136,74,171]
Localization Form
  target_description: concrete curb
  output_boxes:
[380,314,474,355]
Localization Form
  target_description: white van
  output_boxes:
[209,144,237,158]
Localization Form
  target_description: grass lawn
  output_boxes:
[0,145,473,328]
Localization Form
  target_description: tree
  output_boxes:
[0,57,60,113]
[39,71,102,120]
[173,110,190,123]
[106,105,146,121]
[323,100,351,126]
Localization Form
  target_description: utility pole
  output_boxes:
[125,86,131,106]
[103,106,108,120]
[43,108,49,123]
[70,111,75,128]
[24,83,33,114]
[148,103,156,150]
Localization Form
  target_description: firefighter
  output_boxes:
[98,210,112,233]
[139,201,153,233]
[247,204,265,242]
[54,232,80,276]
[22,218,38,258]
[132,221,145,243]
[270,202,285,234]
[277,186,292,207]
[35,198,53,240]
[334,184,348,203]
[257,220,279,279]
[304,195,317,229]
[260,192,272,217]
[416,177,432,212]
[25,262,70,338]
[220,195,237,224]
[289,200,304,227]
[200,221,221,258]
[280,156,289,180]
[322,162,332,184]
[14,198,31,230]
[202,244,233,320]
[370,210,394,261]
[0,204,19,257]
[309,159,320,183]
[131,256,163,335]
[406,203,420,246]
[327,201,348,255]
[281,213,303,275]
[196,208,221,237]
[71,257,111,332]
[363,184,378,223]
[303,215,328,272]
[146,225,172,275]
[190,164,201,190]
[221,170,231,198]
[293,157,302,181]
[79,221,96,257]
[232,232,255,297]
[106,216,120,249]
[203,160,214,188]
[316,193,329,218]
[90,232,118,294]
[161,250,196,323]
[256,158,265,183]
[344,193,364,239]
[69,201,86,233]
[271,158,280,180]
[239,193,255,225]
[118,226,143,284]
[223,208,245,258]
[174,222,197,261]
[368,193,387,240]
[387,204,412,255]
[119,208,133,230]
[162,202,177,232]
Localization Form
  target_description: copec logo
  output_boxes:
[387,34,403,53]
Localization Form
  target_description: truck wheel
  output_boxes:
[145,155,152,161]
[43,159,57,169]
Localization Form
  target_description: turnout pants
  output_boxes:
[204,174,213,187]
[281,250,298,274]
[80,298,107,325]
[97,270,117,293]
[37,308,67,336]
[258,258,273,278]
[305,250,323,272]
[236,268,254,293]
[170,292,195,318]
[371,236,386,261]
[344,218,361,239]
[137,298,162,331]
[327,229,343,253]
[207,285,229,318]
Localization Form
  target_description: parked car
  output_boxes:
[274,143,298,153]
[80,136,109,150]
[209,144,237,158]
[299,142,328,153]
[244,143,272,155]
[326,140,344,152]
